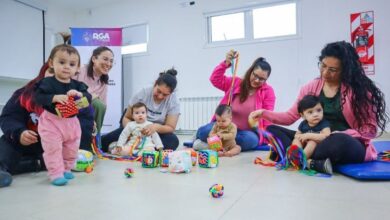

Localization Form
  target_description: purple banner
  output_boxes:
[71,28,122,46]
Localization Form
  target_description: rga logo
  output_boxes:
[93,33,110,42]
[82,32,91,42]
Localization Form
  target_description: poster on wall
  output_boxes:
[350,11,374,75]
[71,28,122,134]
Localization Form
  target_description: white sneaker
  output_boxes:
[193,139,208,151]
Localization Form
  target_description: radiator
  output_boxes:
[177,96,222,133]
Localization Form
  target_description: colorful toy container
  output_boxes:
[142,151,160,168]
[198,149,218,168]
[159,149,173,167]
[168,150,192,173]
[207,135,223,152]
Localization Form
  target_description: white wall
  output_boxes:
[43,0,390,131]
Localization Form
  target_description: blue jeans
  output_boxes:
[196,122,259,152]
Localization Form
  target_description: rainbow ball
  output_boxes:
[209,184,224,198]
[124,168,134,178]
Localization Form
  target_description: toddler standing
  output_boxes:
[35,44,91,186]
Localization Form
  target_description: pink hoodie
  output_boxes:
[210,61,276,144]
[262,78,377,161]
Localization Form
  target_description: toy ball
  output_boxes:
[124,168,134,178]
[209,184,224,198]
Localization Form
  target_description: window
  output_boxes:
[210,12,245,42]
[253,3,296,39]
[205,1,297,45]
[122,23,148,55]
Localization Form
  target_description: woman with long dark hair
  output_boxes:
[194,50,276,151]
[250,41,388,173]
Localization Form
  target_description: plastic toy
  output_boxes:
[207,135,223,152]
[159,149,173,167]
[124,168,134,178]
[187,148,198,166]
[198,150,218,168]
[142,151,160,168]
[209,184,224,198]
[55,96,90,118]
[168,151,192,173]
[73,149,94,173]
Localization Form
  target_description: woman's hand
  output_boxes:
[142,124,158,136]
[52,95,68,104]
[249,109,265,122]
[20,130,39,146]
[225,49,238,66]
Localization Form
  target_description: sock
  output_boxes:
[51,177,68,186]
[64,172,75,180]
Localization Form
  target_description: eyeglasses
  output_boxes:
[251,72,267,82]
[318,61,340,74]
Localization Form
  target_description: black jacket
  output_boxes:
[0,89,38,148]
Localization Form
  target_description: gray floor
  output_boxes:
[1,134,390,220]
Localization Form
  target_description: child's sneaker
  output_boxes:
[0,168,12,188]
[51,177,68,186]
[64,172,75,180]
[309,158,333,175]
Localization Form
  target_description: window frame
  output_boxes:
[121,22,149,57]
[204,0,299,47]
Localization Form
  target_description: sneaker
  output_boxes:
[193,139,208,151]
[309,158,333,175]
[0,168,12,188]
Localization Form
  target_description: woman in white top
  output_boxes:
[102,68,180,151]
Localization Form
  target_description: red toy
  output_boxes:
[55,96,79,118]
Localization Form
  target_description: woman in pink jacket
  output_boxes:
[195,50,276,151]
[250,41,388,173]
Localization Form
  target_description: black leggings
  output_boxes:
[0,136,44,174]
[266,125,366,165]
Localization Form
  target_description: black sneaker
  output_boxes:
[0,168,12,188]
[309,158,333,175]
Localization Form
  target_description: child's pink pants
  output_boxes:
[38,111,81,180]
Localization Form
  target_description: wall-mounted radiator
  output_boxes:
[177,97,222,134]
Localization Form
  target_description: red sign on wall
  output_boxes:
[350,11,375,75]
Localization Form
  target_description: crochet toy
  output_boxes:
[124,168,134,178]
[198,149,218,168]
[73,149,94,173]
[209,184,224,198]
[207,135,223,152]
[168,150,192,173]
[159,149,173,167]
[142,151,160,168]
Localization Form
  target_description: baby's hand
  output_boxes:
[53,95,68,104]
[112,146,122,155]
[218,151,225,157]
[67,89,82,97]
